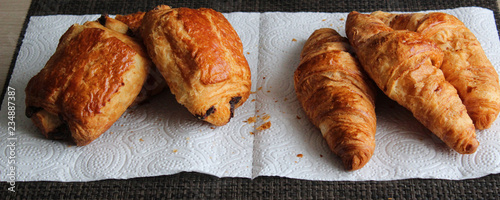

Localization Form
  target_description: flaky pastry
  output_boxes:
[140,5,251,126]
[25,17,151,146]
[295,28,377,170]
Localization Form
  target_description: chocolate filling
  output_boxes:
[97,14,135,38]
[196,106,216,120]
[126,29,135,37]
[25,106,42,118]
[229,96,242,118]
[97,14,107,26]
[26,106,71,140]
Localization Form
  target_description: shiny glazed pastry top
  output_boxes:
[25,18,151,146]
[140,5,251,126]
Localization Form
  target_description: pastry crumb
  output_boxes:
[284,98,288,101]
[263,77,266,79]
[139,138,144,142]
[256,121,271,131]
[320,154,323,158]
[296,115,301,119]
[297,154,303,158]
[275,100,278,103]
[173,149,178,153]
[340,18,345,21]
[210,127,215,129]
[267,90,271,93]
[244,116,257,124]
[292,38,297,42]
[250,87,263,94]
[251,99,256,102]
[322,19,326,21]
[250,132,255,135]
[247,52,250,54]
[261,114,270,121]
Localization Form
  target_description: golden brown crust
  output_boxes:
[97,14,167,106]
[346,11,478,154]
[25,21,150,146]
[99,15,129,34]
[115,11,146,34]
[140,5,251,126]
[372,11,500,130]
[295,28,377,170]
[130,66,167,107]
[98,14,166,105]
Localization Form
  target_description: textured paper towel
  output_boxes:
[1,7,500,182]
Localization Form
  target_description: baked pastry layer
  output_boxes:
[140,5,251,126]
[25,19,151,146]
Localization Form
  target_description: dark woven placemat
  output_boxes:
[4,0,500,199]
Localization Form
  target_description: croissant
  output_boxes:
[371,11,500,130]
[25,17,151,146]
[140,5,251,126]
[294,28,377,170]
[346,11,479,154]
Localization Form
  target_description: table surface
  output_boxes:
[0,0,30,92]
[2,0,500,199]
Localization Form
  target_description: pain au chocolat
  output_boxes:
[25,16,151,146]
[140,5,251,126]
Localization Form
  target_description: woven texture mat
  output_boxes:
[5,0,500,199]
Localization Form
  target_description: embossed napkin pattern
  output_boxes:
[1,7,499,181]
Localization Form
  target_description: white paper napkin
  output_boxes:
[1,7,500,182]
